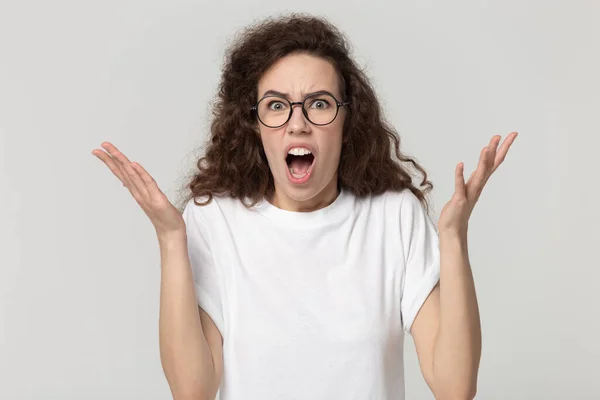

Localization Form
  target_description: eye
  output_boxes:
[267,101,287,111]
[308,99,330,109]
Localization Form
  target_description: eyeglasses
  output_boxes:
[251,91,351,128]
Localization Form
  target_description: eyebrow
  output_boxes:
[260,89,335,100]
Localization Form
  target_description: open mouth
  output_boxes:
[285,153,315,180]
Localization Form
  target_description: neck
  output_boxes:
[270,178,339,212]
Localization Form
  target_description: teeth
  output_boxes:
[291,171,308,179]
[288,148,312,156]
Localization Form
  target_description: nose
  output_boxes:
[286,103,310,135]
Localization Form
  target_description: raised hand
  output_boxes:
[92,142,185,236]
[437,132,519,236]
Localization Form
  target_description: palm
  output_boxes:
[92,142,185,235]
[438,132,519,235]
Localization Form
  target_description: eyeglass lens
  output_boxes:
[257,93,338,127]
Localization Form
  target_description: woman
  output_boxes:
[92,13,517,400]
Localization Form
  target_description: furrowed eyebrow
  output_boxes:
[260,89,334,100]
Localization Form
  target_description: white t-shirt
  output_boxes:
[181,187,441,400]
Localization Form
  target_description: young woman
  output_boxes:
[93,13,517,400]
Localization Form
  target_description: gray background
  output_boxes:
[1,0,599,399]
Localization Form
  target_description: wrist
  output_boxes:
[438,225,468,240]
[157,229,187,245]
[439,229,470,255]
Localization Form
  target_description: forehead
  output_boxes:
[257,53,341,98]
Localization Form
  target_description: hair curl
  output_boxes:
[179,13,433,213]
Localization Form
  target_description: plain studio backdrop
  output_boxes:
[1,0,598,399]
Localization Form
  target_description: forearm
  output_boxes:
[432,232,482,399]
[157,232,217,400]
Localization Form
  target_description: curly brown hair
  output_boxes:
[178,13,433,213]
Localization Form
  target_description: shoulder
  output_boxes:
[357,188,419,214]
[361,189,435,234]
[397,188,426,215]
[184,194,248,217]
[183,194,259,233]
[388,188,418,205]
[348,189,426,234]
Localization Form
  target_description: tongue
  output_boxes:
[289,156,312,175]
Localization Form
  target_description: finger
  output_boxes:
[467,146,495,202]
[118,163,139,197]
[466,146,491,187]
[488,134,501,155]
[124,161,149,200]
[492,131,518,173]
[488,136,501,172]
[101,142,132,165]
[116,156,135,190]
[92,149,127,183]
[101,142,134,178]
[454,162,466,198]
[98,142,137,189]
[131,162,162,198]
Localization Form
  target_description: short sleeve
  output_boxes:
[182,199,225,336]
[399,190,441,334]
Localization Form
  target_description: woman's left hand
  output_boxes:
[437,132,519,236]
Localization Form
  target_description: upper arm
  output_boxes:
[199,306,224,397]
[410,283,440,391]
[182,201,226,398]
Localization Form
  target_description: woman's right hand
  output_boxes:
[92,142,186,237]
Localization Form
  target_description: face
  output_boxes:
[256,53,347,212]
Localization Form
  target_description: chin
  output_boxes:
[279,180,323,202]
[273,164,337,207]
